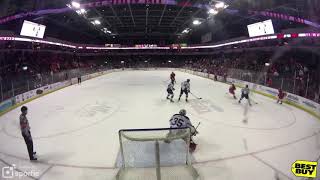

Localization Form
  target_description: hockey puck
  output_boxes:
[242,118,248,124]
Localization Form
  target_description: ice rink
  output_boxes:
[0,70,319,180]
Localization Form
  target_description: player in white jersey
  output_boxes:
[166,82,175,102]
[238,85,252,106]
[165,109,198,152]
[178,79,190,102]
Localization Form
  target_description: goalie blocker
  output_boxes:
[166,109,198,153]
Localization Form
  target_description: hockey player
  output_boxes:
[178,79,190,102]
[166,82,175,102]
[20,106,37,161]
[238,85,252,106]
[166,109,198,153]
[277,89,286,104]
[229,83,237,99]
[170,72,176,84]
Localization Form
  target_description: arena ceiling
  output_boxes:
[0,0,318,44]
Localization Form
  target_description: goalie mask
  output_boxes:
[179,109,186,116]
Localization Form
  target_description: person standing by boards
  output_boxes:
[77,73,82,85]
[20,106,37,161]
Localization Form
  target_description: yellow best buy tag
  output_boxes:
[291,160,317,178]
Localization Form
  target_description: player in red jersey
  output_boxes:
[229,83,237,99]
[277,89,286,104]
[170,72,176,84]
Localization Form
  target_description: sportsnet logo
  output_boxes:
[1,164,40,179]
[2,164,15,178]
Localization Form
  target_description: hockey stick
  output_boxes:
[195,122,201,130]
[190,92,202,99]
[193,122,201,136]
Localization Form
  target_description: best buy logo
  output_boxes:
[291,160,317,178]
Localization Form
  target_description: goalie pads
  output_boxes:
[189,141,197,153]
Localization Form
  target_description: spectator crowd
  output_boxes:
[0,46,319,103]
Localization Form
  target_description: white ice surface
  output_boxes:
[0,70,319,180]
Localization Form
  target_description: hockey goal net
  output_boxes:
[116,127,200,180]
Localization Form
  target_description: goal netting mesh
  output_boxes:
[115,128,200,180]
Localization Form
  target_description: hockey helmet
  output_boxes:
[21,106,28,113]
[179,109,187,116]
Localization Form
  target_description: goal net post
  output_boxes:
[116,127,200,180]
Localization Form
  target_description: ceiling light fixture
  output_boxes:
[192,19,201,25]
[208,9,218,15]
[215,2,225,9]
[182,28,191,34]
[80,9,86,13]
[71,1,81,9]
[93,20,101,25]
